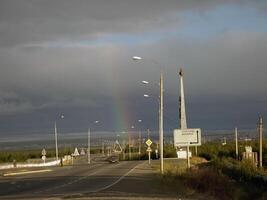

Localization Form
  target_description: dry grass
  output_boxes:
[158,157,267,200]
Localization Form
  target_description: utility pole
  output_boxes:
[235,127,238,159]
[159,73,164,174]
[54,121,58,161]
[259,116,263,168]
[88,128,90,164]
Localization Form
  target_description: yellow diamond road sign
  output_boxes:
[146,139,152,147]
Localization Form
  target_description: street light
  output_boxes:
[54,113,64,161]
[88,120,100,164]
[132,56,142,60]
[143,94,150,98]
[133,56,164,174]
[142,80,149,84]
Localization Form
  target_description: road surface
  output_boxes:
[0,160,180,200]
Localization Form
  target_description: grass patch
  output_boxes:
[158,157,267,200]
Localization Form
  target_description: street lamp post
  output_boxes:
[88,128,91,164]
[138,119,142,158]
[54,114,64,161]
[54,121,58,161]
[159,73,164,174]
[88,120,99,164]
[131,120,143,159]
[133,56,164,174]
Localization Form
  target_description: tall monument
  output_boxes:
[179,68,187,129]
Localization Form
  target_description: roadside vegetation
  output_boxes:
[1,138,267,199]
[159,141,267,200]
[0,147,102,163]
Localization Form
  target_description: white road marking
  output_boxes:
[34,161,145,195]
[3,169,52,177]
[89,161,146,193]
[34,163,103,194]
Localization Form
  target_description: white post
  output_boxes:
[55,121,58,161]
[160,73,164,174]
[187,143,190,169]
[235,127,238,159]
[88,128,91,164]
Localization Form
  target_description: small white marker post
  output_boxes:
[187,143,190,169]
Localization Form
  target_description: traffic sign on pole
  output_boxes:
[42,148,46,156]
[146,139,153,147]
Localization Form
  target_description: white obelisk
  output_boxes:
[179,68,187,129]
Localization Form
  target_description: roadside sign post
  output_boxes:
[173,128,201,168]
[42,148,46,163]
[149,151,151,164]
[146,139,153,165]
[42,155,46,163]
[146,147,152,164]
[187,143,190,169]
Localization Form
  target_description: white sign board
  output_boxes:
[173,128,201,147]
[176,150,192,159]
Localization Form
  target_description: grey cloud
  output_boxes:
[0,0,266,131]
[1,29,267,115]
[0,91,34,114]
[0,0,243,47]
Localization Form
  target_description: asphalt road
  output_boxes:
[0,160,180,200]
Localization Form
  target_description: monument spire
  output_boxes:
[179,68,187,129]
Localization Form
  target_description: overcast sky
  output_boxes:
[0,0,267,135]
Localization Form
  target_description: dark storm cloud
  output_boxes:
[0,0,267,132]
[0,0,240,47]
